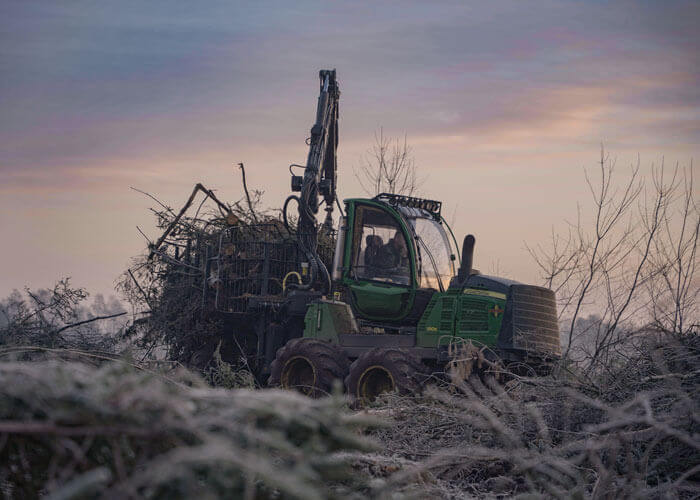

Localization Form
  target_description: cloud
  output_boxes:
[1,0,698,295]
[2,1,698,174]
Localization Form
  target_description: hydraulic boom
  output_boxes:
[286,69,340,294]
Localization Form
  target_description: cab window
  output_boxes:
[410,216,455,290]
[351,205,411,285]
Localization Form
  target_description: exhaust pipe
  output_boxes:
[457,234,475,284]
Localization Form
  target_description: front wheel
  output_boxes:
[268,338,349,397]
[345,348,429,401]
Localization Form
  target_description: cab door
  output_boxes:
[342,201,416,321]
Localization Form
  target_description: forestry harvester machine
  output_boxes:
[147,70,561,399]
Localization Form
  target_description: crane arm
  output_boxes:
[287,69,340,294]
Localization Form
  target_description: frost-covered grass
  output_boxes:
[1,332,697,499]
[0,360,381,499]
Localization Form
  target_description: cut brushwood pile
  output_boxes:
[0,360,382,499]
[0,330,697,499]
[360,332,700,498]
[118,165,335,371]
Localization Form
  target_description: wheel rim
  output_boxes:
[358,365,395,400]
[281,356,316,395]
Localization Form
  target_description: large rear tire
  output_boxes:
[268,338,350,397]
[345,348,430,401]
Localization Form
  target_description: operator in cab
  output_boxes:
[376,232,409,277]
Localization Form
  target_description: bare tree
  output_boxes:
[527,147,698,377]
[355,128,422,196]
[645,164,699,338]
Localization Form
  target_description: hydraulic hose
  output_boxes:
[282,195,300,234]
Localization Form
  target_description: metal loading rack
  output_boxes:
[209,224,336,315]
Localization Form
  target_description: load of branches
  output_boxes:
[0,359,382,499]
[118,167,335,371]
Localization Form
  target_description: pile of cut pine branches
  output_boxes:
[0,359,381,499]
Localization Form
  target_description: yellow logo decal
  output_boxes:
[463,288,506,300]
[489,304,504,318]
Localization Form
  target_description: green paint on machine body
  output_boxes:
[341,199,418,322]
[416,289,506,348]
[302,289,506,351]
[298,193,560,364]
[303,301,357,342]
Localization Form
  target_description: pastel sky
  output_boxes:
[1,1,698,298]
